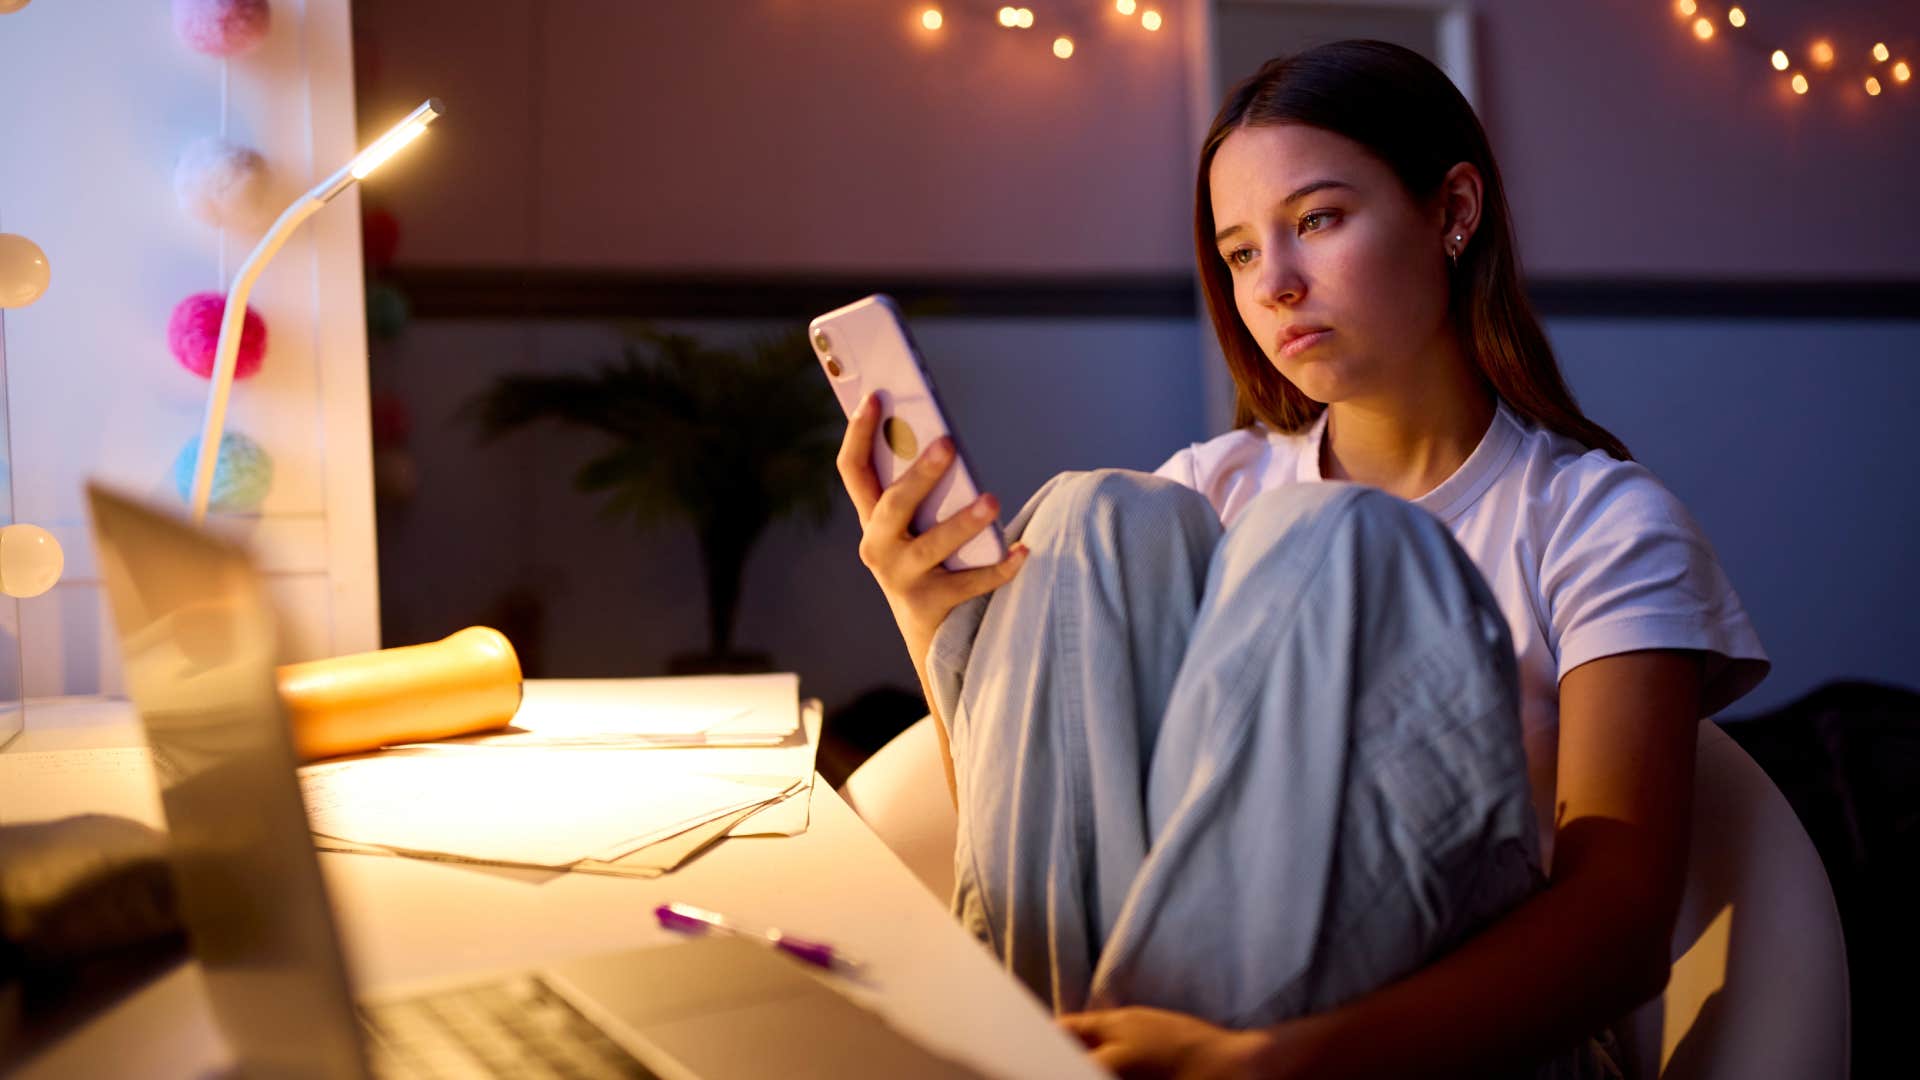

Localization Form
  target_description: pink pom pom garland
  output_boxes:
[174,137,269,229]
[172,0,271,58]
[169,291,267,380]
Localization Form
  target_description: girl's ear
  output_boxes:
[1437,161,1484,248]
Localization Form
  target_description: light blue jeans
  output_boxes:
[929,470,1586,1063]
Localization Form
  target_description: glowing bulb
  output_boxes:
[1895,61,1912,84]
[1053,35,1073,59]
[1728,7,1745,28]
[1873,42,1890,63]
[1810,40,1834,68]
[1117,0,1136,13]
[0,523,63,598]
[0,233,50,308]
[1771,49,1789,71]
[1016,8,1032,29]
[998,6,1017,27]
[1675,0,1696,17]
[1142,9,1162,31]
[1866,76,1882,96]
[922,7,941,30]
[1791,72,1809,95]
[1693,17,1714,41]
[351,121,426,179]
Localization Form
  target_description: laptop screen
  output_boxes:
[87,484,371,1079]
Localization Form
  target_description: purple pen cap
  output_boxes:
[764,932,838,970]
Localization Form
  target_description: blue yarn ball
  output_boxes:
[173,431,274,512]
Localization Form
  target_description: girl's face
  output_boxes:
[1208,123,1454,406]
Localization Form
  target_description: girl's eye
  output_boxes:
[1299,210,1340,235]
[1226,247,1256,268]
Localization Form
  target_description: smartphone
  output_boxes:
[808,294,1007,572]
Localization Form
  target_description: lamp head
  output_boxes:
[348,98,443,182]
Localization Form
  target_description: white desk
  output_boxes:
[7,696,1106,1080]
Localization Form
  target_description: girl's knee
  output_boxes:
[1227,482,1435,554]
[1023,469,1219,551]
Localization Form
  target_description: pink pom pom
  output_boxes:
[173,0,272,58]
[169,292,267,380]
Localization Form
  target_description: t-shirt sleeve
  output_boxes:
[1539,460,1769,716]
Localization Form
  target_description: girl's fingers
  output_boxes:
[903,494,1001,574]
[869,435,955,539]
[835,394,884,522]
[935,545,1028,604]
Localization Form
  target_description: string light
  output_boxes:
[1666,4,1909,104]
[933,2,1168,55]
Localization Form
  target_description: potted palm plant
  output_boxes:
[467,326,841,674]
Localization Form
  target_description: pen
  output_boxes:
[654,902,860,973]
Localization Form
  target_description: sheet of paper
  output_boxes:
[501,674,801,741]
[583,792,792,874]
[314,786,795,878]
[724,697,823,837]
[298,750,790,868]
[311,697,820,874]
[0,747,167,828]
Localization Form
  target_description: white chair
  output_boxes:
[839,715,958,903]
[841,716,1851,1077]
[1618,719,1850,1078]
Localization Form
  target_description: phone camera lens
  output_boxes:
[811,329,833,353]
[824,357,843,377]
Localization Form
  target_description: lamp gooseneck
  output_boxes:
[186,99,442,522]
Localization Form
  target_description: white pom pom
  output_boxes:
[174,137,269,229]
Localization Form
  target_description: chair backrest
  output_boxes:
[840,715,958,902]
[1620,719,1850,1078]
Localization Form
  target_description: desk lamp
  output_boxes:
[187,98,442,522]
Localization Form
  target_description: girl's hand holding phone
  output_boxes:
[837,392,1028,658]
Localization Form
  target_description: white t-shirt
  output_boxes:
[1154,399,1769,854]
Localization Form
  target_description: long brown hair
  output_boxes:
[1195,40,1630,460]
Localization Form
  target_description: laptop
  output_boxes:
[85,484,986,1080]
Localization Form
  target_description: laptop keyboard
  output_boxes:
[360,976,663,1079]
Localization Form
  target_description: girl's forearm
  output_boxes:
[1252,823,1675,1079]
[899,622,958,811]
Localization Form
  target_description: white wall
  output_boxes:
[0,0,376,697]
